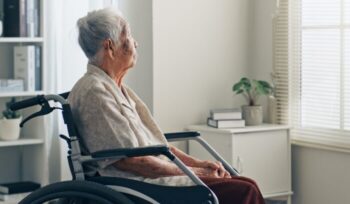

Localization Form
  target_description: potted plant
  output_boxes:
[233,77,273,126]
[0,98,22,141]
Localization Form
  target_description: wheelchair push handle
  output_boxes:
[10,93,69,111]
[10,95,46,111]
[10,94,69,127]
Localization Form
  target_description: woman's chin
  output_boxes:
[127,62,136,69]
[130,59,137,68]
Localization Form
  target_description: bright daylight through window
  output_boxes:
[290,0,350,140]
[301,0,349,130]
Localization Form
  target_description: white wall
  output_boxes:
[248,0,275,81]
[248,0,276,121]
[152,0,249,149]
[292,146,350,204]
[119,0,154,112]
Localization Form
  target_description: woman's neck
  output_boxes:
[98,62,126,87]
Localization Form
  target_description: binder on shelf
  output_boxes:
[26,0,34,37]
[34,0,40,37]
[35,46,41,90]
[19,0,27,37]
[14,45,36,91]
[26,0,40,37]
[3,0,19,37]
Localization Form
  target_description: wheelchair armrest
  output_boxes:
[90,145,175,160]
[166,132,240,176]
[164,131,200,141]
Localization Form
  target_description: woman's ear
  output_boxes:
[103,39,115,59]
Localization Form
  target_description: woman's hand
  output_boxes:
[190,167,222,178]
[196,160,231,178]
[215,161,231,178]
[168,145,231,178]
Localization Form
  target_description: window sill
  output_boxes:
[291,136,350,154]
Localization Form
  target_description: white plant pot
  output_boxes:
[242,105,263,126]
[0,117,22,141]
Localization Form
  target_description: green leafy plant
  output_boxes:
[232,77,273,106]
[2,98,21,119]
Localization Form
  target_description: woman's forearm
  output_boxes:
[169,146,227,177]
[169,145,201,167]
[114,156,184,178]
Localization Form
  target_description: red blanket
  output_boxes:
[201,176,265,204]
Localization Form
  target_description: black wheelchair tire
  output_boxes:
[19,180,134,204]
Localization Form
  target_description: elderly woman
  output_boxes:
[68,8,265,204]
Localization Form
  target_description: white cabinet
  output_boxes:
[188,124,292,203]
[0,1,48,202]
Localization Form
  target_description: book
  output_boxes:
[35,46,41,90]
[19,0,27,36]
[210,108,242,120]
[14,45,36,91]
[33,0,40,37]
[26,0,40,37]
[0,192,30,201]
[3,0,27,37]
[0,181,40,194]
[3,0,20,37]
[207,118,245,128]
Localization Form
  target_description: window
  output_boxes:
[289,0,350,142]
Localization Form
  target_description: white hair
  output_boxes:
[77,8,126,65]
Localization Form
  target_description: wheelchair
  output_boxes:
[10,92,240,204]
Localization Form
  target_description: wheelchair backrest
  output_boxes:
[60,92,91,179]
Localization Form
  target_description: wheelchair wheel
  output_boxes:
[19,180,134,204]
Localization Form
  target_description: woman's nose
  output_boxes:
[134,40,138,48]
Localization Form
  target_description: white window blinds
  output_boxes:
[273,0,289,125]
[289,0,350,143]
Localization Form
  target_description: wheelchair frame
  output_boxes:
[10,93,239,204]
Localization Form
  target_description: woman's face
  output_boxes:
[119,25,138,69]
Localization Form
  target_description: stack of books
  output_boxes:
[0,181,40,202]
[207,108,245,128]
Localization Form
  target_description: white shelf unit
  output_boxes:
[0,0,48,194]
[0,138,44,147]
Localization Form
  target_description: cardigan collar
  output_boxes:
[86,64,135,110]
